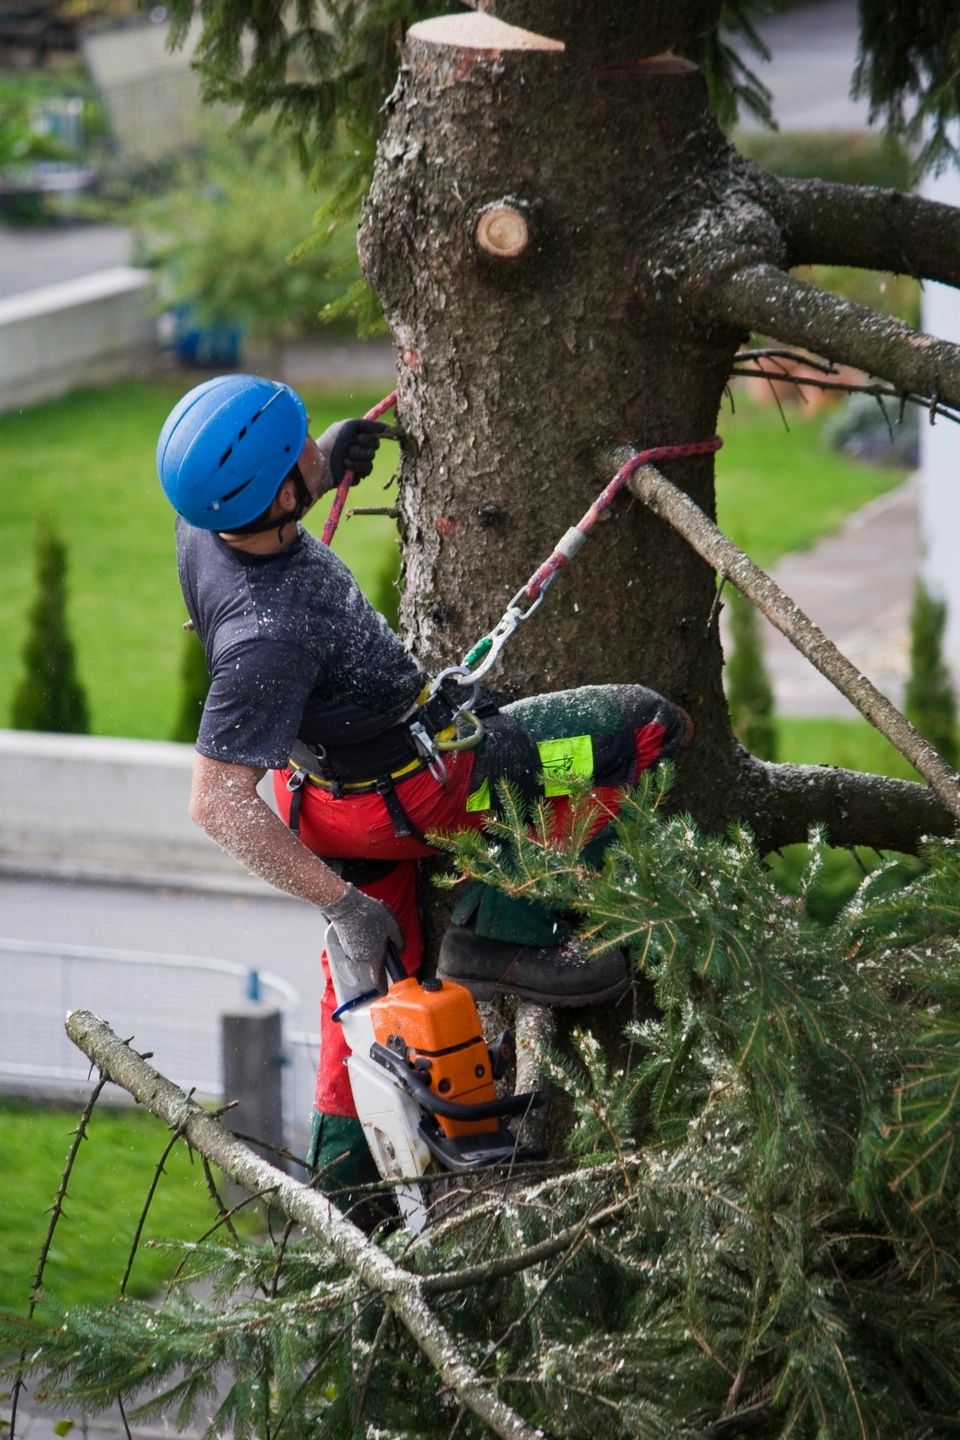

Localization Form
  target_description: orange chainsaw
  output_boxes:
[325,926,545,1231]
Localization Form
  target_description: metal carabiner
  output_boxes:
[435,708,485,752]
[430,669,482,732]
[408,719,449,786]
[459,608,522,683]
[506,582,551,621]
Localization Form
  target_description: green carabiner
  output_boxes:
[462,635,493,670]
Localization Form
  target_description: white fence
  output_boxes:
[0,938,319,1159]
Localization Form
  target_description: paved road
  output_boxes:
[0,221,132,298]
[0,872,322,1009]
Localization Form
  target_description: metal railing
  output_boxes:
[0,940,320,1154]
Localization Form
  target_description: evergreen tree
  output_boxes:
[905,579,958,767]
[725,585,778,760]
[10,529,90,734]
[169,627,211,745]
[151,0,960,853]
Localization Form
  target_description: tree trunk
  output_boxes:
[358,6,956,849]
[361,12,746,816]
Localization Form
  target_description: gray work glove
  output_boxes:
[324,885,403,992]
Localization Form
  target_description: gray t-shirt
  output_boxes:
[176,519,425,767]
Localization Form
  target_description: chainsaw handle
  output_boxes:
[384,940,407,985]
[370,1042,545,1122]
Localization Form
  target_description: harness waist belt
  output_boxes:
[291,691,458,790]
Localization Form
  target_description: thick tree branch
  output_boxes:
[705,263,960,411]
[64,1011,542,1440]
[777,178,960,286]
[624,462,960,827]
[731,752,953,854]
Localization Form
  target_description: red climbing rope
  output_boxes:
[522,435,723,602]
[321,389,399,546]
[319,386,723,691]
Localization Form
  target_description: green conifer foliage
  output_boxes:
[724,586,778,760]
[169,627,211,745]
[905,580,958,767]
[10,529,90,734]
[7,778,959,1437]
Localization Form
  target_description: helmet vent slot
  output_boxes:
[219,477,255,504]
[218,444,233,467]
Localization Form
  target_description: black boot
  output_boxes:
[437,925,630,1006]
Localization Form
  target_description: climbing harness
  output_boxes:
[317,394,723,796]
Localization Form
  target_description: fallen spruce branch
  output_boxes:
[64,1009,544,1440]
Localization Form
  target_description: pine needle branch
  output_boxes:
[10,1073,108,1440]
[62,1009,546,1440]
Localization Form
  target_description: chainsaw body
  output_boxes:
[324,925,543,1232]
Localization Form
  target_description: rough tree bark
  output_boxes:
[358,3,960,853]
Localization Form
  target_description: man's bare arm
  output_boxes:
[189,752,349,908]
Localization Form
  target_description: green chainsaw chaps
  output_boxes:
[451,687,624,950]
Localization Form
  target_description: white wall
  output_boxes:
[0,730,281,895]
[0,267,157,414]
[918,155,960,681]
[83,17,240,160]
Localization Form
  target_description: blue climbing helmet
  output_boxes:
[156,374,308,530]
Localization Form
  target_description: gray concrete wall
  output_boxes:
[0,729,280,895]
[0,267,158,413]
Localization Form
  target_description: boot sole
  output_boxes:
[437,971,631,1008]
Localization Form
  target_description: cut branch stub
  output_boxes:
[474,199,532,259]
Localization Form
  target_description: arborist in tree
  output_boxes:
[157,374,693,1195]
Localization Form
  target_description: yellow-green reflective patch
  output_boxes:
[538,735,594,795]
[465,736,594,811]
[466,778,492,812]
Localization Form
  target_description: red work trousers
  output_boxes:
[271,717,673,1118]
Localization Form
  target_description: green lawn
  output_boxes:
[714,391,906,567]
[778,715,921,782]
[0,378,400,739]
[0,377,905,741]
[0,1099,256,1315]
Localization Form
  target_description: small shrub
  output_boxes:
[822,389,919,466]
[11,529,90,734]
[905,580,958,767]
[170,626,210,744]
[724,586,777,760]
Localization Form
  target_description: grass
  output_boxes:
[0,375,906,741]
[763,717,925,920]
[714,389,907,567]
[777,716,922,783]
[0,377,400,739]
[0,1098,258,1315]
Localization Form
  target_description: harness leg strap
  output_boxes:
[286,768,307,837]
[376,775,428,844]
